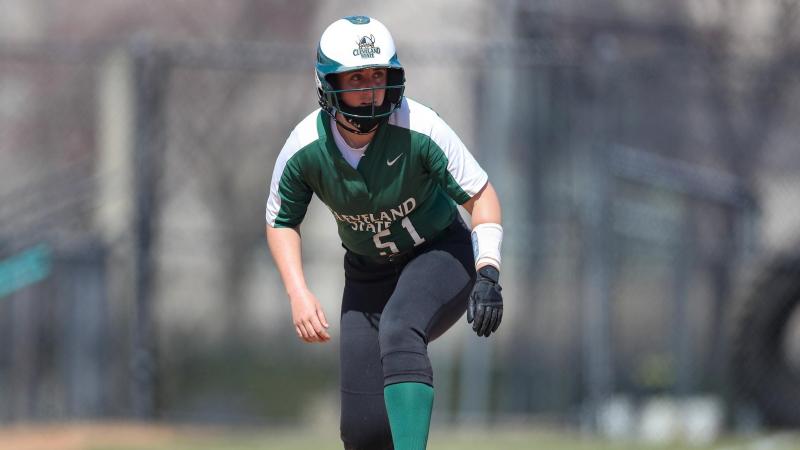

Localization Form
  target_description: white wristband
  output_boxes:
[471,223,502,270]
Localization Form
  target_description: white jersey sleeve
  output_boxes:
[395,99,488,204]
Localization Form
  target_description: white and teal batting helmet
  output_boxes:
[315,16,405,134]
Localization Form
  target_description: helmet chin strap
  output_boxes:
[335,114,379,135]
[331,94,390,135]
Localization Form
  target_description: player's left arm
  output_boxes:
[461,181,502,256]
[417,110,503,336]
[462,181,504,337]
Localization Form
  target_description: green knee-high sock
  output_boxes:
[384,382,434,450]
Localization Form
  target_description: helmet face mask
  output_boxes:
[316,16,405,134]
[325,69,405,132]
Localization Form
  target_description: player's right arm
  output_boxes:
[266,225,330,343]
[265,126,329,343]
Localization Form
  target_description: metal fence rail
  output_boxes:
[0,8,795,430]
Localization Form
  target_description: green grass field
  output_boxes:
[87,426,800,450]
[91,433,800,450]
[2,423,799,450]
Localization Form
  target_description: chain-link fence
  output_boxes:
[1,0,799,435]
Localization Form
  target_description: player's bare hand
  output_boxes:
[289,289,331,343]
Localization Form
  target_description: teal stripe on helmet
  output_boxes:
[316,45,344,89]
[344,16,370,24]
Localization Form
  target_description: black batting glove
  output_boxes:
[467,265,503,337]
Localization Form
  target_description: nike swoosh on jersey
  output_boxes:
[387,154,404,166]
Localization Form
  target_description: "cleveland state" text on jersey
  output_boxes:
[330,197,417,232]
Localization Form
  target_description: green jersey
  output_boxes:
[266,98,488,259]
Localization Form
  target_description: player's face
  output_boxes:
[336,68,387,108]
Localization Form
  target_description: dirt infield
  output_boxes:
[0,422,182,450]
[2,422,800,450]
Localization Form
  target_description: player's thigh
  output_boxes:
[383,246,474,344]
[340,271,397,388]
[340,279,395,448]
[340,304,384,394]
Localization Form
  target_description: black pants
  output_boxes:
[339,217,476,450]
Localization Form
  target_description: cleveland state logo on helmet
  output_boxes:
[353,35,381,58]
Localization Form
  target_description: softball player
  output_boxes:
[265,16,504,450]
